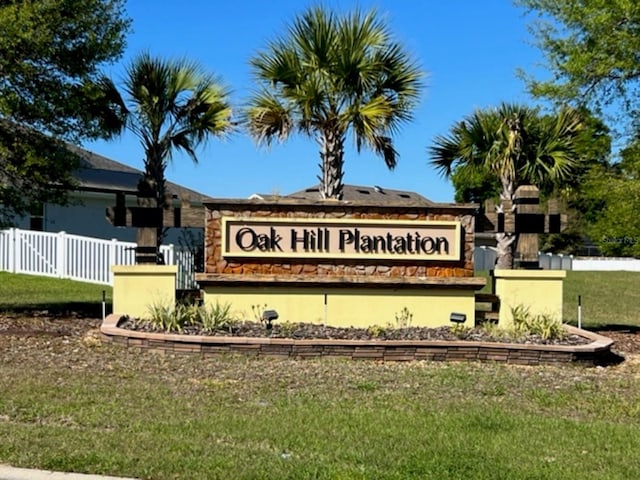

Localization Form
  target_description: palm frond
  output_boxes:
[84,74,128,139]
[245,5,423,196]
[429,131,464,177]
[112,51,232,184]
[430,102,586,193]
[369,134,398,169]
[244,90,294,146]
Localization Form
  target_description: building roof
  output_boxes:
[286,184,436,205]
[68,144,209,203]
[248,184,437,206]
[215,184,477,211]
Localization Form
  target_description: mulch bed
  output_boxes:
[4,313,640,355]
[120,317,591,346]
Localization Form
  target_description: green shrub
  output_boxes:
[450,323,471,338]
[147,299,188,332]
[198,301,236,333]
[278,320,297,338]
[147,299,236,333]
[366,324,387,338]
[510,305,566,340]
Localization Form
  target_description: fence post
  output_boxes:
[13,228,21,273]
[566,255,574,271]
[56,231,66,278]
[109,238,118,285]
[166,244,174,265]
[8,228,16,273]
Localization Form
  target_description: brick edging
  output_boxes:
[100,314,614,366]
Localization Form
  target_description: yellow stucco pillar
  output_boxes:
[111,265,177,319]
[493,269,566,327]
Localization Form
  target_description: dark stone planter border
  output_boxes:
[100,314,615,366]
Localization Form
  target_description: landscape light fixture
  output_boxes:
[450,312,466,324]
[262,309,279,330]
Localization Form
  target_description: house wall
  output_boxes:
[15,192,203,246]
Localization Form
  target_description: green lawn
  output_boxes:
[475,270,640,328]
[1,339,640,480]
[562,270,640,328]
[0,271,639,479]
[0,272,112,315]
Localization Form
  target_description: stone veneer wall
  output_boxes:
[204,203,475,278]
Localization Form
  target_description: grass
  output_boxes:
[562,271,640,328]
[1,336,640,480]
[476,270,640,329]
[0,271,639,478]
[0,272,112,315]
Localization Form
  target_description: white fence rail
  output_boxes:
[0,228,197,289]
[571,257,640,272]
[475,246,640,271]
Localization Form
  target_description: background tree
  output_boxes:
[539,111,612,254]
[516,0,640,134]
[101,53,233,259]
[244,6,422,200]
[0,0,130,227]
[450,164,500,205]
[580,135,640,257]
[516,1,640,256]
[430,103,585,268]
[445,107,611,255]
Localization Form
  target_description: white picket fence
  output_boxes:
[0,228,198,289]
[570,257,640,272]
[475,246,640,271]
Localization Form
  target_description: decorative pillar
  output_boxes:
[111,265,177,319]
[493,269,566,327]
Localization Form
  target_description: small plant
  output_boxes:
[198,301,236,333]
[278,320,297,338]
[478,320,511,341]
[147,299,188,332]
[251,303,268,323]
[510,305,566,340]
[366,324,387,338]
[450,323,471,338]
[146,299,236,333]
[394,307,413,328]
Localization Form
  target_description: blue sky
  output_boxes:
[86,0,545,202]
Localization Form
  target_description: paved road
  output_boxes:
[0,466,137,480]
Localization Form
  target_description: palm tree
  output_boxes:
[244,6,422,200]
[100,53,232,262]
[429,103,584,269]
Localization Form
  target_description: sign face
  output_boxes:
[221,217,461,261]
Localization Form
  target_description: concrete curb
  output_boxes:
[0,466,138,480]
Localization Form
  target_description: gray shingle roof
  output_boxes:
[68,144,208,203]
[286,184,435,205]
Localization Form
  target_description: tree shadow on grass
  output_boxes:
[595,350,626,367]
[1,302,111,318]
[586,324,640,334]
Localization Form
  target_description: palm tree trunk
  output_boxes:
[143,150,167,264]
[495,177,516,269]
[318,128,345,200]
